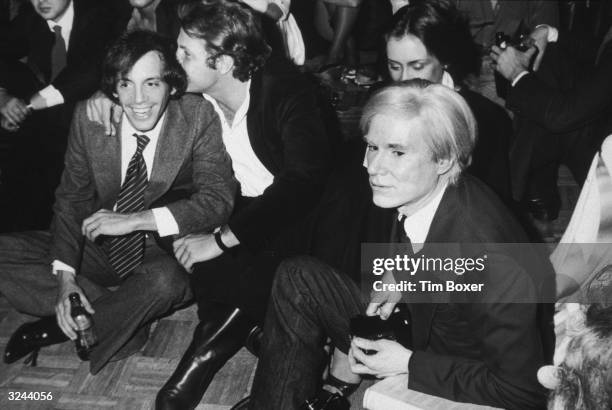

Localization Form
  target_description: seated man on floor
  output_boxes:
[245,80,556,410]
[0,30,236,375]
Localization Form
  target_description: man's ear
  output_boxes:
[436,158,454,176]
[215,54,235,76]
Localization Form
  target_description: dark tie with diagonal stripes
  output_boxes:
[108,133,150,279]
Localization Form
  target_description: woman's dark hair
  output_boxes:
[386,0,480,84]
[178,0,271,82]
[101,30,187,103]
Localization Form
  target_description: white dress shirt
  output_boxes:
[52,112,179,275]
[203,81,274,197]
[39,0,75,108]
[399,182,448,254]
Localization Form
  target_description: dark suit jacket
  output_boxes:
[313,172,555,409]
[461,89,512,200]
[49,95,237,269]
[0,0,113,106]
[227,59,333,251]
[507,37,612,135]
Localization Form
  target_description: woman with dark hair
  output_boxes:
[385,0,512,200]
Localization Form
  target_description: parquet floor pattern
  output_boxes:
[0,303,257,410]
[0,168,579,410]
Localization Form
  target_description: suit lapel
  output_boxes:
[90,121,121,207]
[67,0,83,61]
[145,100,189,206]
[411,183,461,349]
[245,71,277,175]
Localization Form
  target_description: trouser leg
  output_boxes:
[0,231,111,316]
[88,242,191,374]
[250,256,365,410]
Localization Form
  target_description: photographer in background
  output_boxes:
[491,23,612,220]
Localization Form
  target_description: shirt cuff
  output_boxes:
[38,85,65,108]
[512,71,530,87]
[535,24,559,43]
[152,207,179,237]
[52,260,76,276]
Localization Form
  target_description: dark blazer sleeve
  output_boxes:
[228,74,332,249]
[408,253,549,410]
[506,39,612,133]
[165,98,237,235]
[49,103,98,268]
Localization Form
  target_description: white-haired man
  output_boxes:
[244,80,556,410]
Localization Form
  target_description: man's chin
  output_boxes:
[371,195,400,209]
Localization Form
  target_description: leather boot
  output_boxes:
[155,304,255,410]
[4,316,68,366]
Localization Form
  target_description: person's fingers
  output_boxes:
[525,45,537,59]
[3,106,22,125]
[350,342,373,369]
[62,297,78,331]
[533,53,544,72]
[349,361,373,375]
[56,307,73,339]
[4,111,19,125]
[173,236,186,252]
[10,104,27,120]
[173,242,187,263]
[57,301,76,340]
[86,99,93,120]
[365,302,380,317]
[379,302,396,320]
[352,337,379,352]
[109,105,122,136]
[490,45,502,58]
[103,105,113,135]
[80,292,95,315]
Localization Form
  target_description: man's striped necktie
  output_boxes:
[108,133,150,279]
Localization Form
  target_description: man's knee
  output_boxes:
[145,267,191,305]
[273,256,333,301]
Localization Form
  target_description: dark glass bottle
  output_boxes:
[69,292,97,360]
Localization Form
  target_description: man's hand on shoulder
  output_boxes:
[85,90,123,136]
[348,337,412,378]
[55,271,94,340]
[81,209,155,241]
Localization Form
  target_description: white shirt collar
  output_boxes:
[399,182,448,252]
[202,80,251,129]
[46,0,74,49]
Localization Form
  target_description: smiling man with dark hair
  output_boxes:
[0,30,236,375]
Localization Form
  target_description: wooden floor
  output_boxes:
[0,168,579,410]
